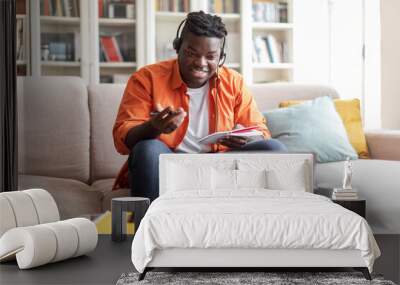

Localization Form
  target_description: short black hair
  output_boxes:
[181,11,227,40]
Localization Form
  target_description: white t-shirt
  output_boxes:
[176,82,210,153]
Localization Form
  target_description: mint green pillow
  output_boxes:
[263,96,358,163]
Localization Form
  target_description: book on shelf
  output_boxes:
[116,32,135,62]
[16,0,26,14]
[265,34,282,63]
[332,193,359,200]
[253,36,271,63]
[208,0,239,14]
[100,36,123,62]
[156,0,190,13]
[41,32,76,61]
[253,34,285,64]
[315,187,359,200]
[252,0,288,23]
[98,0,135,19]
[40,0,80,17]
[100,32,135,62]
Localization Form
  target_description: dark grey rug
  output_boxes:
[116,271,396,285]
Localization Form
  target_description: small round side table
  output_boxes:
[111,197,150,242]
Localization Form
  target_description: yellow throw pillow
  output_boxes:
[279,99,369,158]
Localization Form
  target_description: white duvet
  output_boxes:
[131,190,380,273]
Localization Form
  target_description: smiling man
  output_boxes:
[112,11,287,200]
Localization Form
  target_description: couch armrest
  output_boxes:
[365,129,400,161]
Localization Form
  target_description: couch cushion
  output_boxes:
[91,179,130,211]
[279,99,369,159]
[249,83,340,112]
[18,175,102,219]
[263,96,358,163]
[17,77,90,183]
[316,159,400,234]
[88,84,128,182]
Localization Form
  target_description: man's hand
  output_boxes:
[218,135,248,149]
[149,103,186,134]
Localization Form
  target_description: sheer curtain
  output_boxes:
[0,0,18,192]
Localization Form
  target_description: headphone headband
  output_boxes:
[173,17,226,67]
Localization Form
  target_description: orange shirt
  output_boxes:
[112,59,270,190]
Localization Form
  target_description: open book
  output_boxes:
[198,126,263,145]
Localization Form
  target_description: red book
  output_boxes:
[43,0,50,16]
[98,0,103,17]
[100,36,123,62]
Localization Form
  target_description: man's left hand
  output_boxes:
[218,135,248,149]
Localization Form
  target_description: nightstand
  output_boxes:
[314,188,366,218]
[332,198,366,218]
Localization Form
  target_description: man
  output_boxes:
[113,11,287,201]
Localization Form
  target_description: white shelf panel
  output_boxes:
[17,60,26,65]
[214,13,241,21]
[156,11,187,21]
[40,16,80,25]
[252,63,293,69]
[99,18,136,26]
[41,61,81,67]
[252,22,293,31]
[100,62,137,68]
[16,15,26,20]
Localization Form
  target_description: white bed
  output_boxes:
[131,153,380,280]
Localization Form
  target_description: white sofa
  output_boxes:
[16,77,400,234]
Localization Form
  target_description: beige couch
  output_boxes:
[17,77,400,234]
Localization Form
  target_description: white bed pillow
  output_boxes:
[212,168,268,191]
[212,169,236,190]
[237,159,310,192]
[236,169,268,189]
[266,167,307,191]
[167,163,212,192]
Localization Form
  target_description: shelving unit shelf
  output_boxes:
[19,0,295,84]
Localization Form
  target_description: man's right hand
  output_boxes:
[149,103,187,134]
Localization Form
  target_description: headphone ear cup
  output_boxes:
[173,38,181,53]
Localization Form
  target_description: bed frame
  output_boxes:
[139,249,371,280]
[138,153,372,281]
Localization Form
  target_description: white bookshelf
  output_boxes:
[26,0,138,84]
[147,0,242,73]
[99,18,136,26]
[16,0,29,76]
[22,0,295,84]
[41,61,81,67]
[155,11,187,21]
[252,63,293,69]
[40,16,80,25]
[100,62,137,68]
[246,0,294,83]
[252,22,293,30]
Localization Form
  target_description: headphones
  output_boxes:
[173,18,226,67]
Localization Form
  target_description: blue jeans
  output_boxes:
[128,139,287,201]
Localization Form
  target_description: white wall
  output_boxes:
[292,0,330,84]
[364,0,381,129]
[381,0,400,129]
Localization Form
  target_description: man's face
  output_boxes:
[178,32,223,89]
